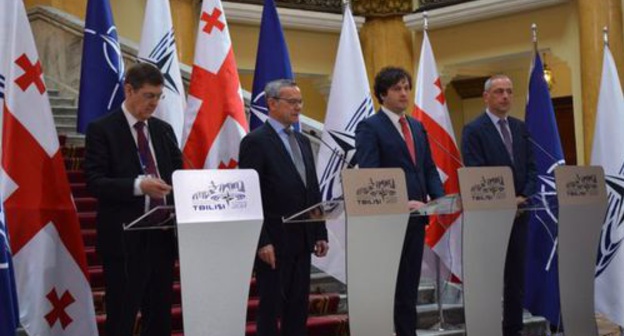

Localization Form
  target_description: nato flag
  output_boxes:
[77,0,125,133]
[250,0,294,130]
[524,52,565,329]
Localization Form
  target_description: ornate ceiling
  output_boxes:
[229,0,473,16]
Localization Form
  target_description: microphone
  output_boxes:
[524,134,564,165]
[306,129,355,169]
[422,128,464,168]
[162,127,196,170]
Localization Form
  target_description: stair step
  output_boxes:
[67,170,85,183]
[70,182,89,197]
[76,199,97,213]
[52,105,77,116]
[54,114,77,125]
[49,96,75,106]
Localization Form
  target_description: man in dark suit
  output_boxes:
[355,67,444,336]
[84,63,182,336]
[461,74,537,336]
[239,79,329,336]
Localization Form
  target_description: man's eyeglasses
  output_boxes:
[274,97,304,107]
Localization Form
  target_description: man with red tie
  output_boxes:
[355,67,444,336]
[84,63,182,336]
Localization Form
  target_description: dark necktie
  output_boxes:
[399,116,417,165]
[134,121,164,208]
[284,128,307,187]
[498,119,514,163]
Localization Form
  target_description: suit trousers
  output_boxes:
[255,238,311,336]
[394,218,426,336]
[503,212,530,336]
[102,230,175,336]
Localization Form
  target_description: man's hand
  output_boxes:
[140,177,172,199]
[314,240,329,258]
[258,244,276,269]
[408,200,426,211]
[516,196,527,206]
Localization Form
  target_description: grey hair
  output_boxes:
[264,79,298,100]
[484,74,511,92]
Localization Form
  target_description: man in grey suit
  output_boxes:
[84,63,182,336]
[461,74,537,336]
[239,79,329,336]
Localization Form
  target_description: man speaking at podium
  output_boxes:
[239,79,329,336]
[355,67,444,336]
[461,74,537,336]
[84,63,182,336]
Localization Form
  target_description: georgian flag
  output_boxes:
[413,31,463,279]
[314,5,374,283]
[0,0,97,335]
[592,43,624,327]
[181,0,248,169]
[138,0,186,145]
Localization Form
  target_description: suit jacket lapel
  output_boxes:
[113,110,143,172]
[480,113,513,165]
[407,117,424,166]
[264,122,307,187]
[377,110,414,166]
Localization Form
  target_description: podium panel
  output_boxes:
[555,166,607,336]
[341,168,409,336]
[172,169,263,336]
[458,167,517,336]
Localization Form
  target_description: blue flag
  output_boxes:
[524,52,565,328]
[250,0,294,130]
[0,203,19,336]
[77,0,125,133]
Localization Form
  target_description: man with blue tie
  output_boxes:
[461,74,537,336]
[239,79,329,336]
[355,67,444,336]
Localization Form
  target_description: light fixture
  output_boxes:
[543,53,554,90]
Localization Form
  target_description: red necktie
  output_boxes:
[134,121,164,208]
[399,116,416,165]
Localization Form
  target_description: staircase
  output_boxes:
[52,90,551,336]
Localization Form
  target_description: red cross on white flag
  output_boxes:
[0,1,97,335]
[182,0,248,169]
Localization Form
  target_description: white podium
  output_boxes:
[172,169,263,336]
[458,167,517,336]
[341,168,410,336]
[555,166,607,336]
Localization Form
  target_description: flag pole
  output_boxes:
[531,23,538,53]
[424,10,453,332]
[604,26,609,47]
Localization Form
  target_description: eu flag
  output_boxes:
[0,203,19,336]
[250,0,294,130]
[524,52,565,329]
[77,0,125,133]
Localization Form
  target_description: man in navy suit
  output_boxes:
[461,74,537,336]
[239,79,329,336]
[355,67,444,336]
[84,63,182,336]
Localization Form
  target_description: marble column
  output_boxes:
[354,0,414,109]
[578,0,623,162]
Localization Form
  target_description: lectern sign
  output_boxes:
[342,168,408,216]
[556,166,606,205]
[173,169,263,224]
[458,167,516,211]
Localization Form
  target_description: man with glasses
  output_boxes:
[239,79,329,336]
[84,63,182,336]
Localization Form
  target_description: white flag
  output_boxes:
[592,44,624,327]
[413,31,463,280]
[314,6,374,283]
[0,1,97,334]
[182,0,248,169]
[138,0,186,145]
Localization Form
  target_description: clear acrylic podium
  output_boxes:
[123,205,176,231]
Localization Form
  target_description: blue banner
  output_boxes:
[0,204,19,336]
[524,52,565,329]
[250,0,294,130]
[77,0,125,133]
